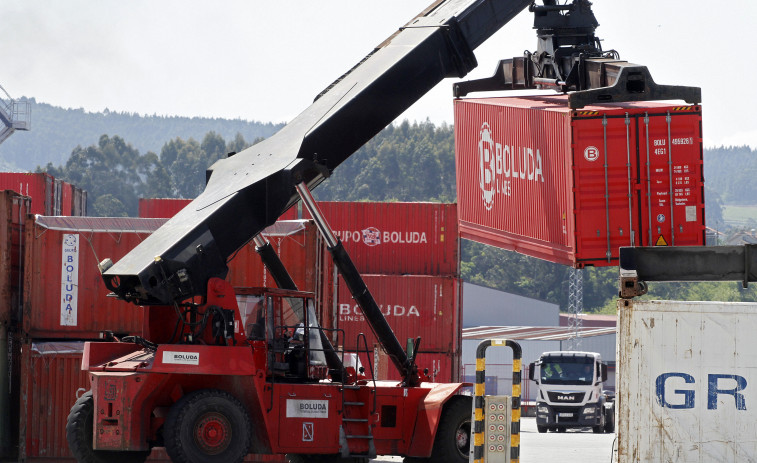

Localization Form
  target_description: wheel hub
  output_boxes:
[455,421,471,456]
[195,412,232,454]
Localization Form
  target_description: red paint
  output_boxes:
[454,96,705,267]
[19,341,91,461]
[23,216,165,339]
[337,274,461,353]
[1,173,86,217]
[305,202,459,276]
[356,350,459,383]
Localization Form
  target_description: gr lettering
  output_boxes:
[656,372,747,410]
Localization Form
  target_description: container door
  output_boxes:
[572,114,641,265]
[638,109,704,248]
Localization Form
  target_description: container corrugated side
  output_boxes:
[0,173,53,216]
[455,98,574,264]
[22,216,165,339]
[1,191,30,326]
[0,192,13,325]
[337,274,461,352]
[454,96,705,267]
[618,299,757,462]
[307,202,459,276]
[19,341,89,461]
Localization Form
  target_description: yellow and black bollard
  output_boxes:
[472,339,522,463]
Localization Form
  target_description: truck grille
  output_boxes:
[547,391,585,403]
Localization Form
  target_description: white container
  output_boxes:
[618,299,757,462]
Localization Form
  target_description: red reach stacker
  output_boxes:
[66,0,700,462]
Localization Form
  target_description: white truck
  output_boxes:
[528,351,614,433]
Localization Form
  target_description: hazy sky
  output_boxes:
[2,0,755,147]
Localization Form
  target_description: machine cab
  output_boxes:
[236,287,328,381]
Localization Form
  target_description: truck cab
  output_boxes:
[528,351,614,433]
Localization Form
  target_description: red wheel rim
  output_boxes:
[194,412,232,455]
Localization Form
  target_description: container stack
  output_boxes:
[0,172,87,217]
[18,216,162,461]
[306,202,462,383]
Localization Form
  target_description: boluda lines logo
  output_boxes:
[339,302,420,322]
[477,122,545,210]
[162,351,200,366]
[334,228,428,247]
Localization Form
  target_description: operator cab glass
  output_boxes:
[238,289,328,381]
[540,356,596,385]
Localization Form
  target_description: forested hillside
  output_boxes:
[0,99,283,171]
[10,103,757,312]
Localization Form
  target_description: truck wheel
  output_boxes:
[429,396,472,463]
[592,425,603,433]
[537,425,547,433]
[165,389,251,463]
[604,410,615,433]
[556,427,566,433]
[66,391,150,463]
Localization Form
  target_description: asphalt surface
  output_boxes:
[371,417,617,463]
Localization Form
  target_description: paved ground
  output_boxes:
[371,417,617,463]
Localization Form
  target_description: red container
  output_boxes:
[23,216,165,339]
[139,197,296,220]
[0,172,55,216]
[336,274,461,353]
[19,341,89,461]
[305,202,459,276]
[454,95,705,267]
[0,173,87,217]
[1,191,31,325]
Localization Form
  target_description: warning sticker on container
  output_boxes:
[60,234,79,326]
[286,399,329,419]
[686,206,697,222]
[656,235,669,246]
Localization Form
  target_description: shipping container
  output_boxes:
[454,96,705,267]
[0,173,87,217]
[138,197,296,221]
[0,173,54,216]
[23,216,166,339]
[17,341,287,462]
[336,274,461,353]
[0,191,30,326]
[305,201,459,276]
[617,299,757,462]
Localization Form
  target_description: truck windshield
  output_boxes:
[540,357,595,385]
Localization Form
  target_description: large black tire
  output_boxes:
[164,389,252,463]
[537,425,548,433]
[66,391,150,463]
[429,396,472,463]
